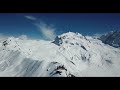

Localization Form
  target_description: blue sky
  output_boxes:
[0,13,120,39]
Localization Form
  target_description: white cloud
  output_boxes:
[35,22,56,40]
[24,15,57,40]
[25,16,37,21]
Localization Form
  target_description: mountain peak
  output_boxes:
[52,32,86,46]
[60,32,83,38]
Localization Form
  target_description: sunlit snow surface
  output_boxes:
[0,32,120,77]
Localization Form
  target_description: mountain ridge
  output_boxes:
[0,31,120,77]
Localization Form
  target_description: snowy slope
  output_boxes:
[0,32,120,77]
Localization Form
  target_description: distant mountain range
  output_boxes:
[100,30,120,48]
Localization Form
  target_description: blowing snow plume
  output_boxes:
[0,33,10,42]
[25,15,57,40]
[35,22,56,40]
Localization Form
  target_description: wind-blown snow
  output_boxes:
[0,32,120,77]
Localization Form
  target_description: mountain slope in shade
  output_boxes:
[0,32,120,77]
[100,30,120,48]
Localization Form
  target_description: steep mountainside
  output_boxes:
[100,30,120,48]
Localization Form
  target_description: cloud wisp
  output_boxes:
[35,22,56,40]
[25,16,37,21]
[0,33,9,41]
[25,15,57,40]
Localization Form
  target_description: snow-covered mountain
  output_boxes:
[0,32,120,77]
[100,30,120,48]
